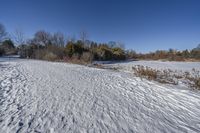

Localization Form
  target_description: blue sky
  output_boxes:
[0,0,200,52]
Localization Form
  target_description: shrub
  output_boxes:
[132,65,157,80]
[185,69,200,90]
[34,49,46,59]
[0,39,16,55]
[112,47,126,60]
[81,52,93,63]
[46,45,64,59]
[96,47,113,60]
[194,78,200,90]
[132,65,178,85]
[132,65,200,90]
[0,48,5,56]
[18,44,40,58]
[1,39,15,49]
[43,52,58,61]
[64,42,75,57]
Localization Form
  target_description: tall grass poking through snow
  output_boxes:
[132,65,200,90]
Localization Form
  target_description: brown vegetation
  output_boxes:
[132,65,200,90]
[126,48,200,62]
[0,22,200,64]
[132,65,178,85]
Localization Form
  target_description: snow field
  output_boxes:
[0,59,200,132]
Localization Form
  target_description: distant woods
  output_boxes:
[16,30,126,62]
[0,23,200,62]
[126,48,200,61]
[0,23,126,62]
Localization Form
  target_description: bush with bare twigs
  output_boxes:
[132,65,200,90]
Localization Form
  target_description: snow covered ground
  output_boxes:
[97,60,200,73]
[0,58,200,133]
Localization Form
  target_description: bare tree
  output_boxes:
[0,23,7,43]
[52,32,65,47]
[13,29,25,45]
[79,31,88,44]
[66,35,76,43]
[34,30,51,46]
[80,31,89,48]
[108,41,125,49]
[117,41,125,50]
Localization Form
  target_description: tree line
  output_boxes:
[0,23,200,62]
[0,23,126,62]
[126,48,200,61]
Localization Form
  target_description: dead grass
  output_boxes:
[132,66,157,80]
[184,69,200,90]
[63,55,92,65]
[43,52,59,61]
[132,65,178,85]
[132,65,200,90]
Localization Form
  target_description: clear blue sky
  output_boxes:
[0,0,200,53]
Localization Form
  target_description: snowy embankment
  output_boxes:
[0,58,200,133]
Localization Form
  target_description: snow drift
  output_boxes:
[0,58,200,133]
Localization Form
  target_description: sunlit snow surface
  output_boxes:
[0,58,200,133]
